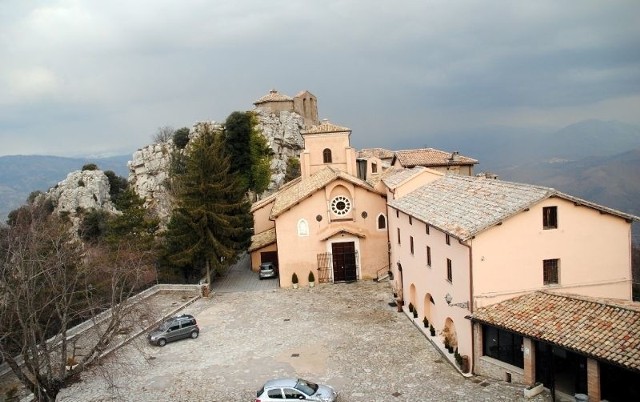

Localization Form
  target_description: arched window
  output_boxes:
[377,214,387,230]
[297,219,309,237]
[323,148,332,163]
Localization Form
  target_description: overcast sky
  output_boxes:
[1,0,639,157]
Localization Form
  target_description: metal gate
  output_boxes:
[317,245,359,283]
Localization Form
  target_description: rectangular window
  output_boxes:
[447,258,452,282]
[426,224,430,235]
[543,206,558,229]
[543,259,559,285]
[409,216,412,225]
[482,325,524,368]
[372,162,377,173]
[396,209,399,218]
[410,236,414,254]
[397,228,401,245]
[446,234,451,245]
[426,246,431,266]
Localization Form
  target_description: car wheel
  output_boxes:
[158,338,166,347]
[259,277,263,280]
[191,331,199,339]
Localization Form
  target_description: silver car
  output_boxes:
[147,314,199,347]
[255,378,337,401]
[259,262,278,280]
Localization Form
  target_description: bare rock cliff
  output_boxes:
[253,108,305,192]
[47,169,117,230]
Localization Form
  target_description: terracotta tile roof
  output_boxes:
[393,148,478,167]
[248,228,276,252]
[388,175,639,241]
[301,120,351,135]
[469,291,640,372]
[250,177,302,212]
[253,89,293,105]
[269,166,378,219]
[357,148,395,160]
[365,167,400,188]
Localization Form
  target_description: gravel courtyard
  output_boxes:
[56,278,549,402]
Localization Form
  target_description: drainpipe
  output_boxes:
[461,239,474,374]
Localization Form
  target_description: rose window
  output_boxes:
[330,196,352,216]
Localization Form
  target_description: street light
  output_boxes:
[444,293,469,309]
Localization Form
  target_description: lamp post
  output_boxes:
[445,293,469,309]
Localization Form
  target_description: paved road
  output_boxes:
[57,271,550,402]
[210,253,279,293]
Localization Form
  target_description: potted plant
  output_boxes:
[408,303,414,313]
[413,308,418,319]
[422,317,429,328]
[454,349,462,368]
[308,271,315,287]
[292,272,299,289]
[429,324,436,336]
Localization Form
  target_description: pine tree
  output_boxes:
[163,126,252,284]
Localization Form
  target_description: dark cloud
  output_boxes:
[1,0,639,156]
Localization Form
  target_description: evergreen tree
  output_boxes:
[249,113,273,195]
[224,111,253,190]
[163,126,252,284]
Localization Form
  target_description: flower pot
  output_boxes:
[292,283,298,289]
[523,382,543,398]
[309,281,315,288]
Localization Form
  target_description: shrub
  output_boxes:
[408,303,414,312]
[308,270,315,282]
[82,163,98,171]
[292,272,299,284]
[173,127,190,149]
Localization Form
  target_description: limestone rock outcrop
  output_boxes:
[127,121,224,225]
[253,108,305,192]
[47,169,118,230]
[128,141,174,225]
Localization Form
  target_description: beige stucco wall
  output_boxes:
[275,180,388,288]
[387,169,443,201]
[388,210,474,367]
[471,197,633,307]
[252,200,275,235]
[300,132,357,178]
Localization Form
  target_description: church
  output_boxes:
[248,89,476,287]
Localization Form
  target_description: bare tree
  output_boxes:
[152,126,175,144]
[0,204,155,401]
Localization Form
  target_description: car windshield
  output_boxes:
[260,264,272,270]
[295,379,318,395]
[157,321,172,331]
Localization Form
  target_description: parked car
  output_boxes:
[259,261,278,280]
[255,378,337,401]
[147,314,199,347]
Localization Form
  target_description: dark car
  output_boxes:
[259,262,278,280]
[147,314,199,347]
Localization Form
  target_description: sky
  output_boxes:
[1,0,639,157]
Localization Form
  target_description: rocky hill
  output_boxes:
[0,155,129,223]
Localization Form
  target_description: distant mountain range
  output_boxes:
[0,154,131,222]
[1,120,639,239]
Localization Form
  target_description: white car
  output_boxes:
[255,378,337,401]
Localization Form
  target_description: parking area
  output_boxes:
[57,268,549,401]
